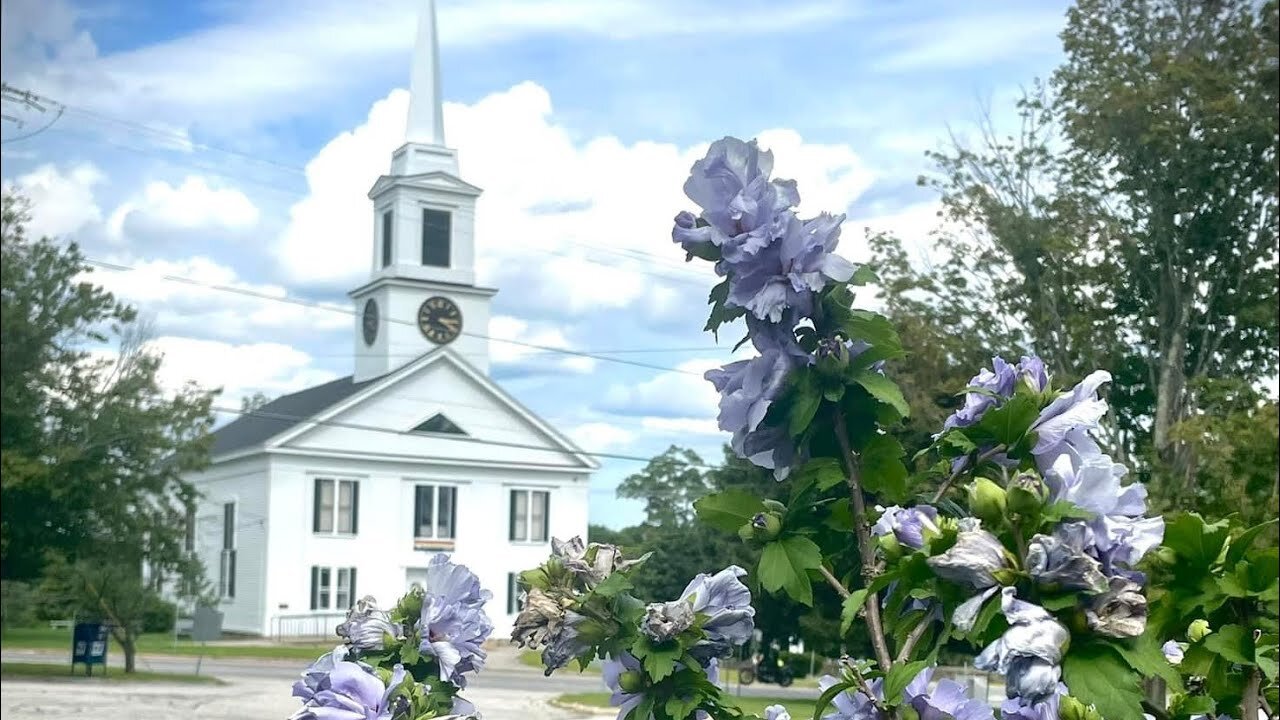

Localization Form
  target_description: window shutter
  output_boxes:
[310,566,319,610]
[350,567,357,603]
[313,479,323,532]
[508,490,517,541]
[540,492,550,542]
[228,550,236,599]
[350,481,360,535]
[449,488,457,540]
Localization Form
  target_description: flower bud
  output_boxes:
[618,670,646,694]
[968,478,1007,526]
[878,533,904,561]
[1187,619,1212,642]
[1007,471,1048,516]
[753,512,782,540]
[762,499,787,514]
[816,338,851,378]
[1060,695,1102,720]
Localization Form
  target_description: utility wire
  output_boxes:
[1,83,66,144]
[83,257,708,377]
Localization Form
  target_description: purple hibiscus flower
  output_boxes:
[904,667,994,720]
[289,660,408,720]
[416,554,494,688]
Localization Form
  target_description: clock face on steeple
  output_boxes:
[362,299,379,346]
[417,296,462,345]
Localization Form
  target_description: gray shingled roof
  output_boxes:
[211,374,375,457]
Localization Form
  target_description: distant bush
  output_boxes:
[0,580,38,628]
[140,595,177,634]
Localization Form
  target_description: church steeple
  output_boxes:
[349,0,496,383]
[405,0,445,147]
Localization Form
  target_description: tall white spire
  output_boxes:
[405,0,445,146]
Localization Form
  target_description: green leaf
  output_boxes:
[859,434,909,502]
[840,589,870,635]
[795,457,846,491]
[853,371,910,419]
[969,391,1039,448]
[759,535,822,606]
[1039,592,1080,611]
[1061,644,1145,720]
[1041,501,1095,525]
[1225,518,1278,566]
[694,490,765,533]
[593,572,633,598]
[1202,623,1255,665]
[884,660,930,706]
[789,371,823,436]
[1113,631,1185,691]
[632,635,682,682]
[400,639,421,666]
[850,265,879,286]
[704,279,745,339]
[1163,513,1231,569]
[844,309,903,358]
[812,676,857,720]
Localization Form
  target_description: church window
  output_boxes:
[381,210,393,267]
[310,566,357,610]
[421,208,451,267]
[219,501,237,599]
[509,489,549,543]
[313,478,359,535]
[414,484,457,543]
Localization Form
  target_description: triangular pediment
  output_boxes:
[368,172,483,200]
[267,349,596,471]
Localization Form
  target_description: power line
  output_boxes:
[1,83,66,144]
[83,257,707,377]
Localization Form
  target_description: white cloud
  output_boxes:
[639,416,722,436]
[107,176,259,241]
[2,162,104,239]
[489,314,595,373]
[86,255,349,339]
[568,422,635,452]
[598,358,722,418]
[144,335,336,410]
[870,7,1064,73]
[273,83,876,321]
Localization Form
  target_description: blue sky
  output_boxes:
[0,0,1069,528]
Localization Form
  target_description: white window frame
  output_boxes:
[314,477,359,535]
[311,566,357,611]
[413,483,458,542]
[509,489,549,543]
[335,568,353,610]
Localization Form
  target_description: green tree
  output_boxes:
[0,191,216,670]
[616,445,711,527]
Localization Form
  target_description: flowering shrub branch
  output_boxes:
[285,137,1278,720]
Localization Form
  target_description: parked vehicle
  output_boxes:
[737,651,794,687]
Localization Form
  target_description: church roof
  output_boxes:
[211,374,375,457]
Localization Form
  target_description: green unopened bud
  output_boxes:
[738,512,782,545]
[1007,471,1048,516]
[1060,695,1102,720]
[968,478,1007,525]
[1187,619,1212,642]
[618,670,646,694]
[762,499,787,514]
[878,533,904,561]
[815,338,851,379]
[738,523,756,544]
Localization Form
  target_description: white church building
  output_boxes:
[186,0,595,637]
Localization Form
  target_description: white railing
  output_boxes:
[270,612,346,641]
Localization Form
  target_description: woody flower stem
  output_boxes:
[834,410,894,674]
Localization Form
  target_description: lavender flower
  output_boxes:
[927,527,1011,589]
[942,356,1051,432]
[999,684,1066,720]
[872,505,940,550]
[818,674,886,720]
[416,554,494,688]
[1030,370,1111,460]
[1025,527,1109,594]
[678,137,798,264]
[336,597,403,653]
[953,586,999,633]
[681,565,756,661]
[904,667,995,720]
[766,706,792,720]
[1162,641,1185,665]
[706,350,799,479]
[725,211,857,323]
[540,609,590,676]
[293,645,352,703]
[289,661,408,720]
[974,589,1070,704]
[603,651,659,720]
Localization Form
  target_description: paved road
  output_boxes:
[0,646,817,719]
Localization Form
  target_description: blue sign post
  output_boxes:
[71,622,109,676]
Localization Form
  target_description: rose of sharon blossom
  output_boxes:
[999,683,1066,720]
[927,527,1010,589]
[677,137,798,263]
[336,597,403,653]
[603,652,721,720]
[641,598,696,641]
[904,667,995,720]
[706,349,799,478]
[416,554,493,688]
[1162,641,1185,665]
[552,536,650,587]
[289,661,408,720]
[818,674,886,720]
[873,505,940,550]
[942,356,1051,432]
[681,565,756,661]
[765,706,793,720]
[975,589,1070,704]
[1025,527,1109,594]
[725,211,857,323]
[293,645,353,703]
[1030,370,1111,460]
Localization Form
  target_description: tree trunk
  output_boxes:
[121,633,137,673]
[1242,667,1261,720]
[1152,303,1189,462]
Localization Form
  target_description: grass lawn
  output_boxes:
[1,626,333,661]
[518,649,601,673]
[554,691,817,717]
[1,662,224,685]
